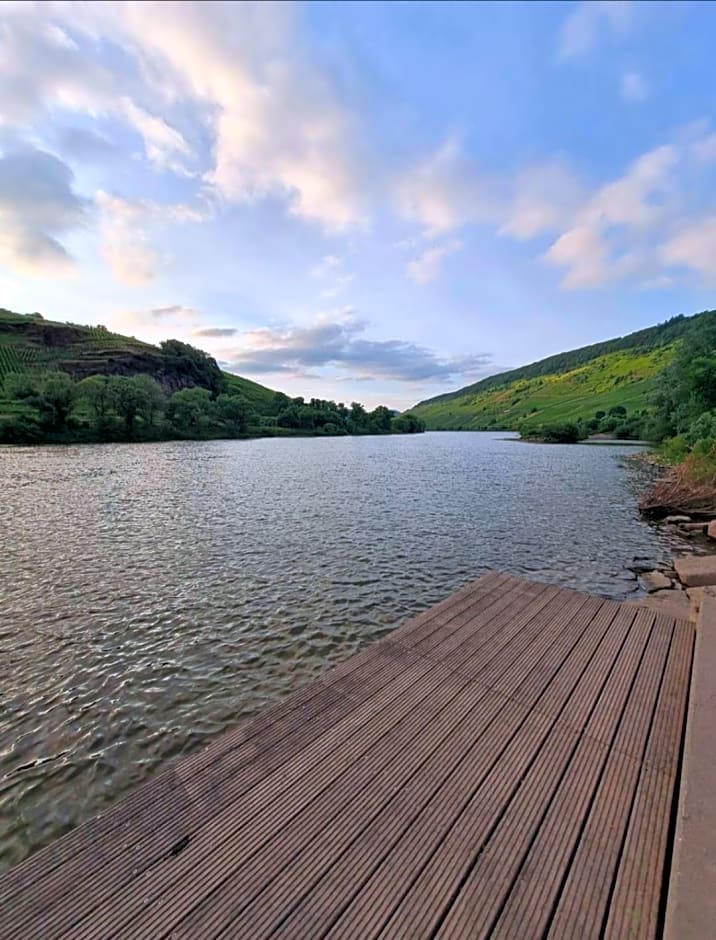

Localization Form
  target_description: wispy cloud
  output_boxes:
[220,313,492,382]
[149,305,197,319]
[96,191,162,285]
[321,273,355,298]
[407,240,463,285]
[621,71,649,103]
[500,160,585,240]
[311,254,342,278]
[662,216,716,281]
[396,137,499,234]
[558,1,635,61]
[194,326,238,337]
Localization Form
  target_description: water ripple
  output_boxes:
[0,432,684,871]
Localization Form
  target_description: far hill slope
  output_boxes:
[411,311,713,430]
[0,308,276,413]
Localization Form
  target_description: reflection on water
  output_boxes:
[0,432,682,871]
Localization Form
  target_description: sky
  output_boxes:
[1,1,716,410]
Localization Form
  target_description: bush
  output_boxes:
[521,422,584,443]
[660,434,689,463]
[0,413,43,443]
[685,411,716,447]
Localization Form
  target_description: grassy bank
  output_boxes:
[411,310,715,434]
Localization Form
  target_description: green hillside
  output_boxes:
[412,311,713,431]
[0,307,426,444]
[0,307,277,414]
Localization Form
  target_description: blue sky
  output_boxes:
[1,1,716,409]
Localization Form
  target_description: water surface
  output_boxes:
[0,432,682,871]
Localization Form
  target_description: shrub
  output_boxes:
[520,422,584,443]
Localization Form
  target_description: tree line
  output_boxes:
[0,371,425,444]
[647,310,716,478]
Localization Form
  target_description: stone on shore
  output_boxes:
[681,522,709,532]
[626,590,692,621]
[640,570,672,593]
[665,514,692,524]
[708,520,716,539]
[674,555,716,587]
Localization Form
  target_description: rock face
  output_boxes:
[640,570,672,593]
[674,555,716,587]
[708,520,716,540]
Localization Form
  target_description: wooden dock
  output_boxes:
[0,571,698,938]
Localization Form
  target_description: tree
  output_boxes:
[108,375,152,435]
[129,374,165,427]
[77,375,112,427]
[391,413,425,433]
[38,371,76,431]
[369,405,393,432]
[214,393,253,434]
[348,401,368,432]
[3,372,39,401]
[166,387,212,437]
[160,339,222,394]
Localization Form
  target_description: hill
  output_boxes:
[0,307,425,444]
[0,307,277,413]
[411,312,713,431]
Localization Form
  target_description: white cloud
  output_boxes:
[500,161,585,240]
[92,1,368,229]
[0,144,86,276]
[621,71,649,103]
[585,145,677,229]
[544,225,612,289]
[691,132,716,164]
[396,138,498,235]
[407,240,463,285]
[120,98,193,173]
[640,275,674,290]
[148,304,197,320]
[321,273,355,298]
[1,2,365,228]
[110,303,201,336]
[558,1,635,61]
[543,144,680,288]
[662,217,716,279]
[311,254,342,278]
[96,191,161,285]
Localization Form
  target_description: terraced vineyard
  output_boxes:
[411,311,713,430]
[0,345,37,379]
[0,308,277,417]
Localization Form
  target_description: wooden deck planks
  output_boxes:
[0,572,695,940]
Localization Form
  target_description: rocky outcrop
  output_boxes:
[640,570,673,593]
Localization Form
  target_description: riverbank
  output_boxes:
[639,456,716,518]
[627,511,716,621]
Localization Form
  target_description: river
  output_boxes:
[0,432,684,872]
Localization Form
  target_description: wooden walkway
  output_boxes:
[0,571,695,939]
